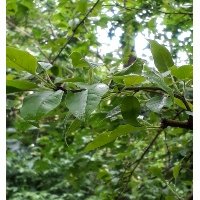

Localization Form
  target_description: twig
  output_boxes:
[116,128,163,199]
[159,11,193,16]
[121,86,192,112]
[48,19,57,38]
[51,0,101,64]
[164,130,171,168]
[102,4,192,15]
[161,118,192,130]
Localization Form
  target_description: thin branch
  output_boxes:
[159,11,193,16]
[102,3,141,11]
[130,129,163,175]
[164,130,171,168]
[116,128,163,199]
[102,4,192,15]
[121,86,192,112]
[48,19,57,38]
[161,118,192,130]
[51,0,101,64]
[54,86,86,93]
[175,94,192,111]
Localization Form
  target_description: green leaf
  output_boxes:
[149,40,174,72]
[173,163,181,180]
[67,118,82,134]
[65,83,109,119]
[174,97,193,111]
[165,196,176,200]
[20,90,64,120]
[6,79,39,93]
[83,124,139,152]
[171,65,193,80]
[77,0,88,13]
[146,96,172,113]
[6,47,37,74]
[144,67,174,101]
[115,58,144,75]
[34,160,50,172]
[120,96,141,126]
[112,76,124,84]
[70,52,90,68]
[65,90,87,119]
[88,68,94,84]
[6,2,17,16]
[123,75,146,86]
[149,166,163,178]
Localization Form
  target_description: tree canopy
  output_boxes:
[6,0,193,199]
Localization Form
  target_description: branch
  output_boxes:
[159,11,193,16]
[121,86,192,112]
[51,0,101,65]
[161,118,193,130]
[116,128,163,199]
[174,94,192,111]
[55,86,86,93]
[102,4,192,15]
[102,3,141,11]
[131,129,163,175]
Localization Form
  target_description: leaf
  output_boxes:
[123,75,146,86]
[165,196,175,200]
[6,79,39,93]
[65,83,109,119]
[88,68,94,84]
[144,67,174,101]
[20,90,64,120]
[6,47,37,74]
[173,163,181,180]
[65,90,87,119]
[83,124,139,152]
[34,160,50,172]
[174,97,193,111]
[77,0,88,13]
[67,118,82,134]
[120,96,141,126]
[171,65,193,80]
[146,96,172,113]
[115,58,144,75]
[70,52,90,68]
[112,76,124,84]
[149,166,163,178]
[174,98,193,110]
[6,2,17,16]
[149,40,174,72]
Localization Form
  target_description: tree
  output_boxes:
[6,0,193,199]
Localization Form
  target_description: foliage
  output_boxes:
[7,0,192,199]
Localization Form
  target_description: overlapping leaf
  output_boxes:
[115,58,144,75]
[146,96,172,113]
[144,67,174,101]
[65,83,109,119]
[171,65,193,80]
[120,96,141,126]
[70,52,90,68]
